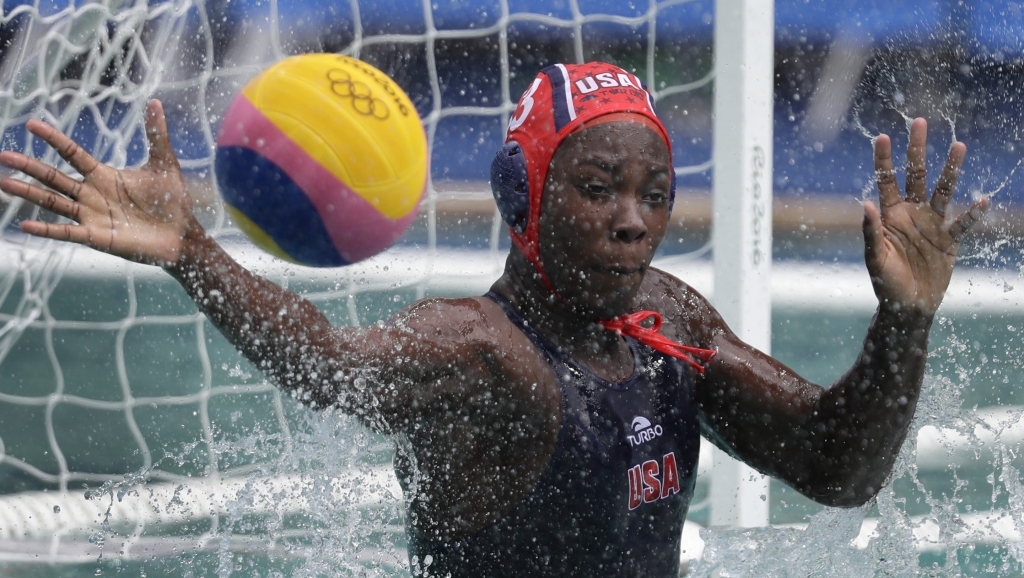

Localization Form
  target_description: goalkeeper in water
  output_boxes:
[0,62,988,577]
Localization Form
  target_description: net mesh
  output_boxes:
[0,0,715,568]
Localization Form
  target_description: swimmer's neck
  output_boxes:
[489,250,631,372]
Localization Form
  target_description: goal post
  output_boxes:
[709,0,774,528]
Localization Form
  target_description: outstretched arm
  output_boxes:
[691,118,988,507]
[0,100,491,431]
[163,225,502,429]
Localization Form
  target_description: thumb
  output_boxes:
[144,99,180,171]
[862,200,887,278]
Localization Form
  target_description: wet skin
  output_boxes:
[0,101,989,542]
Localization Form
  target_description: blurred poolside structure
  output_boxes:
[1,0,1023,218]
[174,0,1024,202]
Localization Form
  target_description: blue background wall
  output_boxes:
[2,0,1022,205]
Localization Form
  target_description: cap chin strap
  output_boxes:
[511,230,557,295]
[599,311,717,374]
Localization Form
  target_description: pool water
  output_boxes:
[1,266,1023,576]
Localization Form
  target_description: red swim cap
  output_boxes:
[490,62,673,290]
[490,63,715,374]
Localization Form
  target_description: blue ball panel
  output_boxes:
[215,146,348,267]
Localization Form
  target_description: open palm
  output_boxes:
[863,118,989,315]
[0,100,191,265]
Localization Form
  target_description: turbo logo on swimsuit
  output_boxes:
[627,415,664,447]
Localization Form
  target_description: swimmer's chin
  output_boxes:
[592,264,648,298]
[566,281,646,319]
[592,264,644,277]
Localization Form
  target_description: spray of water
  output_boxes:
[75,402,408,577]
[685,34,1024,576]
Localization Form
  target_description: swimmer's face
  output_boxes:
[538,122,671,317]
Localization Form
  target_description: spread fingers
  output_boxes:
[874,134,901,209]
[950,196,989,243]
[931,142,966,217]
[904,118,928,203]
[20,220,92,245]
[0,150,84,199]
[25,119,100,177]
[0,177,80,221]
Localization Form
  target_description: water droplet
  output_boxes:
[53,505,60,513]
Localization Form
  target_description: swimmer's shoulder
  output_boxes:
[639,267,730,347]
[385,295,542,381]
[388,295,520,349]
[385,295,558,424]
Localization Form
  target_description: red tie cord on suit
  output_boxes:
[600,311,717,374]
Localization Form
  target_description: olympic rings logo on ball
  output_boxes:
[327,68,390,120]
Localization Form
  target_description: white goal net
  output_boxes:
[0,0,718,574]
[7,2,1024,576]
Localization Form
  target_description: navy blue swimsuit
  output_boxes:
[402,292,702,577]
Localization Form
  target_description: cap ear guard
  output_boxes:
[490,140,531,233]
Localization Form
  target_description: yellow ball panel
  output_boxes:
[242,54,427,199]
[249,76,388,185]
[353,160,428,218]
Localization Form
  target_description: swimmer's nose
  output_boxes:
[613,198,647,243]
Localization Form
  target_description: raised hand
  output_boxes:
[863,118,989,315]
[0,99,192,266]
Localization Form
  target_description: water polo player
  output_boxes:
[0,62,989,577]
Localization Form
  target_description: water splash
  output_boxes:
[688,347,1024,578]
[975,156,1024,200]
[70,405,407,577]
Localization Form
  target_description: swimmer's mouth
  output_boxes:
[593,264,644,277]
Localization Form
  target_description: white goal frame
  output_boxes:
[709,0,774,528]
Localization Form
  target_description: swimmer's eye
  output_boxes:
[577,181,611,197]
[643,189,670,204]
